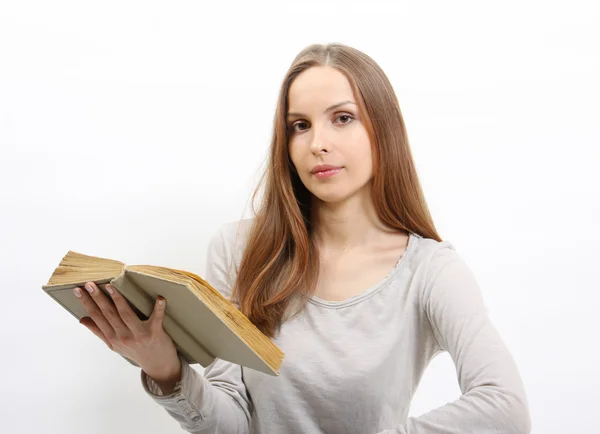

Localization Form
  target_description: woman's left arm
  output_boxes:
[380,246,531,434]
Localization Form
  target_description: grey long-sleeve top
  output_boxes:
[140,219,531,433]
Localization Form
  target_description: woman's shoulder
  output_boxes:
[204,219,256,294]
[207,218,255,264]
[406,232,464,280]
[212,218,255,247]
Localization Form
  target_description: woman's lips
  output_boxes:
[312,167,342,179]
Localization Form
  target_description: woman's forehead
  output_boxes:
[288,67,354,111]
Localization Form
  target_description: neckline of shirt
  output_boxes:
[308,232,420,309]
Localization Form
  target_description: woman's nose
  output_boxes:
[309,125,331,154]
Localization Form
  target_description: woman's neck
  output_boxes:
[310,188,393,252]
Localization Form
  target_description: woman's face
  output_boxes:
[287,66,373,205]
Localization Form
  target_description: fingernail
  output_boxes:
[158,298,165,306]
[85,283,94,294]
[106,284,114,295]
[73,287,82,298]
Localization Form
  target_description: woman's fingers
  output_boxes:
[105,284,145,335]
[148,296,168,334]
[75,282,171,365]
[75,285,178,375]
[74,286,115,340]
[85,282,131,336]
[79,317,112,349]
[75,282,130,341]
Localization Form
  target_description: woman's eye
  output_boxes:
[336,114,354,124]
[291,121,309,132]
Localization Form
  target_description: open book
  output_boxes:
[42,251,284,376]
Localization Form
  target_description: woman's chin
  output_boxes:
[310,190,351,205]
[308,181,372,206]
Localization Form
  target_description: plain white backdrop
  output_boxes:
[1,1,598,432]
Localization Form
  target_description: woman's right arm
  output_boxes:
[141,221,253,433]
[142,358,251,433]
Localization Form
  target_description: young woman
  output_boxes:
[74,43,531,433]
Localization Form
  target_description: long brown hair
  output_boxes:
[232,43,441,338]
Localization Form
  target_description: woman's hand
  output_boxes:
[74,281,182,383]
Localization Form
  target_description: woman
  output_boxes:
[74,43,531,433]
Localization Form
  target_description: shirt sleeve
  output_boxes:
[140,222,252,433]
[379,245,531,434]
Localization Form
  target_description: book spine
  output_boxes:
[110,270,215,367]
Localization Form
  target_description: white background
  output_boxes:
[1,1,599,432]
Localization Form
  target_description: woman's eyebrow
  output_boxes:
[287,100,356,118]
